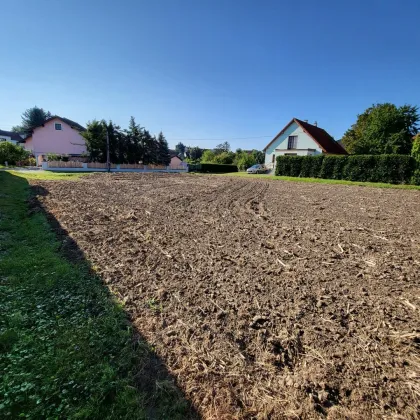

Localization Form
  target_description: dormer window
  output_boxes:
[55,123,62,131]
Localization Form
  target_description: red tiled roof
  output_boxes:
[294,119,347,154]
[264,118,348,155]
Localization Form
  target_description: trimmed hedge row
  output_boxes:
[275,154,418,184]
[188,163,238,173]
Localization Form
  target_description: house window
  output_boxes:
[287,135,298,149]
[55,123,62,131]
[272,154,275,163]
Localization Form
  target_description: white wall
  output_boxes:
[264,121,322,165]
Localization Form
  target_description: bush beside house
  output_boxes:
[411,135,420,185]
[0,142,30,165]
[275,154,418,184]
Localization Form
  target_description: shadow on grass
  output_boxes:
[0,172,199,419]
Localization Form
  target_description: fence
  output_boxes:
[48,161,84,168]
[119,164,145,170]
[42,161,188,173]
[87,162,117,169]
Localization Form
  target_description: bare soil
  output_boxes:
[31,173,420,419]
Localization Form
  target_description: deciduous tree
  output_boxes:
[175,142,186,158]
[214,141,230,154]
[342,103,419,154]
[185,146,203,162]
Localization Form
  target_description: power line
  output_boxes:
[169,135,273,141]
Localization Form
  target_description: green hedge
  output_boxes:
[320,155,347,179]
[189,163,238,173]
[275,154,417,184]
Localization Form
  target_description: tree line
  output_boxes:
[82,117,171,165]
[10,107,171,165]
[9,103,420,170]
[174,141,265,170]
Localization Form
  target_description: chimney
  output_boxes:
[304,119,308,123]
[314,121,318,127]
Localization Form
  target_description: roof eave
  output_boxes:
[263,118,296,151]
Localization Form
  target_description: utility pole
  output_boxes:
[106,127,110,173]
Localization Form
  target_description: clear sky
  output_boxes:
[1,0,419,150]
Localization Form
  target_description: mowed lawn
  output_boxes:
[217,171,420,190]
[0,171,193,419]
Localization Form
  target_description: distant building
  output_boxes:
[0,130,26,145]
[169,149,185,167]
[264,118,347,168]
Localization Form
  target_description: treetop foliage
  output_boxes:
[341,103,419,155]
[12,106,51,133]
[82,117,170,165]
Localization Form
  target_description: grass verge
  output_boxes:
[7,170,87,181]
[0,172,193,419]
[216,171,420,190]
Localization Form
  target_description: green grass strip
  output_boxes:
[216,171,420,190]
[0,172,192,419]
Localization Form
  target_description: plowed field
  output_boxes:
[31,173,420,419]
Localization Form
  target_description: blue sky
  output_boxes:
[1,0,419,150]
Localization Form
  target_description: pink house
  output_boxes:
[24,116,87,165]
[169,149,187,168]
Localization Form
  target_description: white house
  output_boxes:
[0,130,26,145]
[264,118,347,169]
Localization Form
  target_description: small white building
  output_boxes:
[264,118,347,169]
[0,130,26,145]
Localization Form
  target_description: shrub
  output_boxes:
[275,155,292,176]
[0,142,30,165]
[289,156,305,177]
[411,134,420,161]
[300,156,313,178]
[275,154,415,184]
[277,155,324,177]
[308,155,325,178]
[192,163,238,173]
[320,155,348,179]
[16,157,37,167]
[187,163,201,172]
[411,169,420,185]
[342,155,377,182]
[236,152,256,171]
[376,154,415,184]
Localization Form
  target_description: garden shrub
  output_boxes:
[0,142,30,165]
[300,156,313,178]
[275,154,415,184]
[411,135,420,185]
[342,155,378,182]
[320,155,348,179]
[376,154,415,184]
[308,155,325,178]
[236,152,256,171]
[289,156,305,177]
[16,157,37,167]
[411,169,420,185]
[275,156,292,176]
